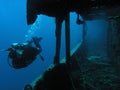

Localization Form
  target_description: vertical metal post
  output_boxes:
[65,13,76,90]
[54,17,62,64]
[65,13,70,64]
[81,21,87,59]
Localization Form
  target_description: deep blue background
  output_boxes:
[0,0,108,90]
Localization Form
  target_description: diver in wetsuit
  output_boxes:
[5,36,44,69]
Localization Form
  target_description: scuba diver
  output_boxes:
[5,36,44,69]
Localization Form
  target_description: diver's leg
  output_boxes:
[54,17,63,64]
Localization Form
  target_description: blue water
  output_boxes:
[0,1,108,90]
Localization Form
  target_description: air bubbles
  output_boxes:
[25,15,42,41]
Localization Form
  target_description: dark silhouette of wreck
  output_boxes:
[24,0,120,90]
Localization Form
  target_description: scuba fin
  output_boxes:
[0,48,12,51]
[39,54,44,61]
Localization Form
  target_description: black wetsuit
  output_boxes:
[9,45,41,69]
